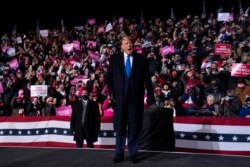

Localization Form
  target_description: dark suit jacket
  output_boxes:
[70,99,100,143]
[106,52,154,133]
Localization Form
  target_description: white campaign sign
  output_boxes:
[39,30,49,37]
[217,13,230,22]
[30,85,48,97]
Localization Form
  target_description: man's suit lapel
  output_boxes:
[131,54,136,78]
[118,53,125,78]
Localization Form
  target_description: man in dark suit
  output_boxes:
[106,35,155,163]
[70,88,100,148]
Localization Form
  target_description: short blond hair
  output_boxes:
[120,35,132,44]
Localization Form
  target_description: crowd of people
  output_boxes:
[0,7,250,118]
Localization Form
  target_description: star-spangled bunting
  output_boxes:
[175,131,250,142]
[0,129,116,138]
[0,128,249,143]
[0,128,73,136]
[1,116,250,155]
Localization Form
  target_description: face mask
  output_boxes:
[246,102,250,106]
[82,95,89,100]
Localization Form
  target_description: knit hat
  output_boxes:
[237,82,245,88]
[46,97,54,103]
[246,96,250,103]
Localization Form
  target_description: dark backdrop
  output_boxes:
[0,0,248,35]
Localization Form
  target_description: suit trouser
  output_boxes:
[76,126,94,148]
[115,98,139,158]
[76,142,94,148]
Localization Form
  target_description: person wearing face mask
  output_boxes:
[70,88,100,148]
[204,79,226,105]
[42,97,56,116]
[239,97,250,118]
[219,89,242,117]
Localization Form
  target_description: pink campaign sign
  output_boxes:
[55,105,72,116]
[161,46,175,56]
[118,17,124,24]
[63,43,74,53]
[88,19,96,25]
[70,75,85,85]
[97,26,104,33]
[231,63,250,77]
[88,51,100,61]
[73,40,80,51]
[0,82,3,93]
[9,59,19,70]
[1,46,10,53]
[215,43,231,56]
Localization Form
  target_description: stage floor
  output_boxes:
[0,147,249,167]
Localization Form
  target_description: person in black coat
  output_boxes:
[106,35,155,163]
[70,88,100,148]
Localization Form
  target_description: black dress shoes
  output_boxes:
[129,156,139,163]
[112,156,124,163]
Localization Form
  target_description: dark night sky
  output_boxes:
[0,0,249,35]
